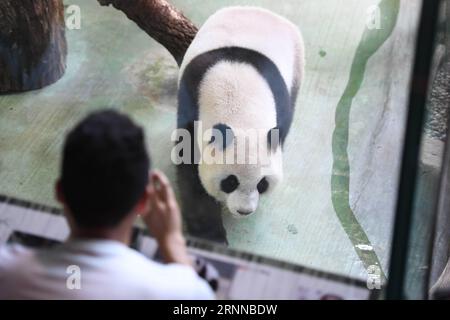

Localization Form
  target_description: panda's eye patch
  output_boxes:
[220,175,239,193]
[257,177,269,194]
[210,123,234,150]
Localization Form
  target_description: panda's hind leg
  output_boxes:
[176,163,228,245]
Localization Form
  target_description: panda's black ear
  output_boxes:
[267,127,281,152]
[209,123,235,150]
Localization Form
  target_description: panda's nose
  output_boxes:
[237,210,253,216]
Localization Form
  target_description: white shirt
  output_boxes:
[0,239,215,300]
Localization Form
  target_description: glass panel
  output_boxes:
[404,0,450,299]
[0,0,424,293]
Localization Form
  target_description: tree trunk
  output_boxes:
[0,0,67,93]
[98,0,198,66]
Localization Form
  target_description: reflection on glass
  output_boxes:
[0,0,433,293]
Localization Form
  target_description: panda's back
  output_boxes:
[180,6,304,90]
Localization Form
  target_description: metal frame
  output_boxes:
[386,0,442,300]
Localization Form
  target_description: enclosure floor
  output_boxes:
[0,0,422,281]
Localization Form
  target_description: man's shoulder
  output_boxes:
[0,242,215,300]
[118,249,215,299]
[144,263,215,299]
[0,244,35,270]
[121,247,196,279]
[0,244,36,297]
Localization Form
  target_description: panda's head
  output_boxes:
[198,123,283,218]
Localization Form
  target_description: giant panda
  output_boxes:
[175,6,304,242]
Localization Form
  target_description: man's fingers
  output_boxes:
[147,183,156,202]
[151,170,168,183]
[152,170,175,202]
[151,172,168,201]
[146,183,160,212]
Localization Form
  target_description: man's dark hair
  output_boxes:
[61,110,150,228]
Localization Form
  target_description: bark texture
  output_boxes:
[0,0,67,93]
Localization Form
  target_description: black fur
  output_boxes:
[267,126,281,152]
[210,123,234,150]
[178,46,295,141]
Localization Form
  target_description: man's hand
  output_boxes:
[142,170,192,266]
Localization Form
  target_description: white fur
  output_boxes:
[197,61,283,217]
[180,6,305,93]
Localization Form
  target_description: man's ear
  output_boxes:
[55,180,65,204]
[135,191,150,216]
[135,172,152,217]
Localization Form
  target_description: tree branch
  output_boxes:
[98,0,198,66]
